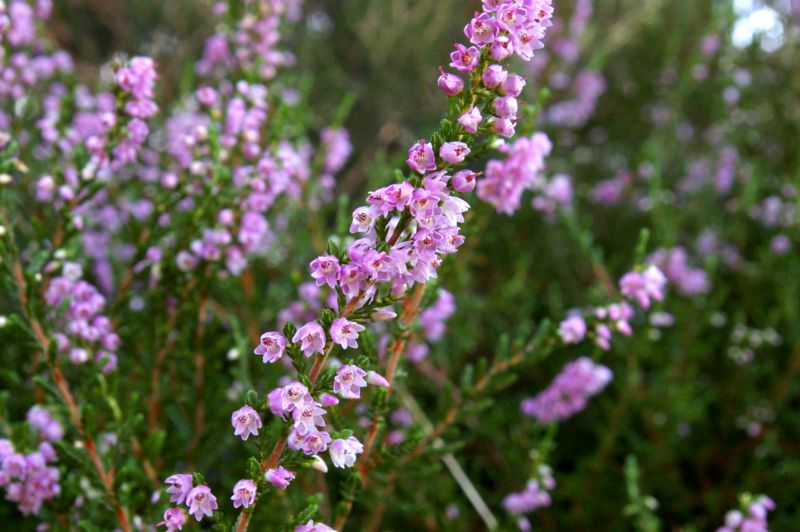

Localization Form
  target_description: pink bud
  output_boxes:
[501,74,526,97]
[452,170,479,193]
[367,371,390,388]
[437,68,464,96]
[482,64,508,89]
[371,308,398,321]
[320,393,340,407]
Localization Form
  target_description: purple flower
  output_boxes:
[292,321,326,357]
[458,106,483,133]
[501,74,526,97]
[482,64,508,88]
[329,436,364,469]
[350,206,373,233]
[329,318,365,350]
[366,370,390,388]
[281,381,310,413]
[310,255,341,289]
[452,170,479,193]
[163,507,188,531]
[186,485,218,521]
[231,405,262,440]
[449,43,480,72]
[295,520,336,532]
[619,265,667,309]
[230,479,257,509]
[464,12,497,46]
[493,95,518,118]
[406,140,437,174]
[489,117,516,138]
[254,331,286,363]
[333,364,368,399]
[520,357,612,424]
[439,142,471,164]
[558,315,587,344]
[491,35,514,60]
[301,430,332,456]
[165,474,193,505]
[292,400,327,435]
[265,466,296,490]
[437,69,464,96]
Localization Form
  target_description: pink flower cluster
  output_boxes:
[648,248,709,297]
[260,380,369,465]
[44,267,120,372]
[502,464,555,516]
[163,474,218,525]
[520,357,612,424]
[557,265,668,350]
[196,0,303,81]
[478,133,560,215]
[717,495,775,532]
[619,265,668,310]
[0,407,62,516]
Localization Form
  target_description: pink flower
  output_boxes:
[439,142,471,164]
[406,140,437,174]
[333,364,368,399]
[482,64,508,88]
[449,43,480,72]
[165,474,193,505]
[265,466,295,490]
[310,255,341,289]
[493,95,518,118]
[458,106,482,133]
[366,371,390,388]
[281,381,310,413]
[301,430,332,456]
[329,318,365,349]
[292,400,327,435]
[292,321,326,357]
[186,485,218,521]
[162,507,188,531]
[558,315,586,344]
[254,331,286,363]
[452,170,479,193]
[619,265,667,309]
[464,12,497,46]
[437,69,464,96]
[230,479,257,509]
[501,74,526,97]
[231,405,262,440]
[329,436,364,469]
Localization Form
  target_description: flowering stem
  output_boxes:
[358,282,425,485]
[1,209,131,531]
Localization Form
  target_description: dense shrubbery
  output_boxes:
[0,0,798,530]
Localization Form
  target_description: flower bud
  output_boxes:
[437,69,464,96]
[482,64,507,89]
[367,371,390,388]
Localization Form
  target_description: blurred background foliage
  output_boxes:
[26,0,800,529]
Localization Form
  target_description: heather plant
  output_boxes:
[1,0,800,531]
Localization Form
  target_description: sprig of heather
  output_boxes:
[210,1,557,530]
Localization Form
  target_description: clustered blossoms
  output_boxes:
[224,0,556,525]
[520,357,613,424]
[0,407,62,517]
[556,265,668,351]
[717,494,775,532]
[648,248,710,297]
[163,474,218,526]
[44,264,120,372]
[478,132,564,215]
[502,465,556,522]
